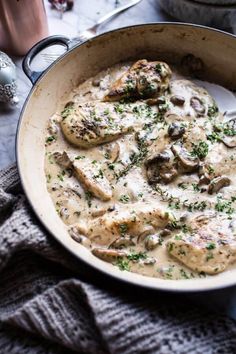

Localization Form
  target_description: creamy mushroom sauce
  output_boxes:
[45,60,236,280]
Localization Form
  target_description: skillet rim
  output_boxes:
[16,22,236,292]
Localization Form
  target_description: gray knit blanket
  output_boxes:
[0,164,236,354]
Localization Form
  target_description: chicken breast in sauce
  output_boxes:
[45,59,236,281]
[167,215,236,274]
[103,59,171,102]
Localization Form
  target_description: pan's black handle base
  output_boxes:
[22,35,71,84]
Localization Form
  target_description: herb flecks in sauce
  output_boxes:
[45,59,236,281]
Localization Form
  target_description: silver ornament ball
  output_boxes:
[0,51,19,105]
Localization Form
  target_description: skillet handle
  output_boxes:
[22,35,71,84]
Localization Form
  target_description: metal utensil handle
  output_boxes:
[94,0,142,28]
[22,35,70,84]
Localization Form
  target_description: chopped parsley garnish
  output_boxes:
[93,169,104,179]
[215,197,234,215]
[61,102,74,119]
[163,266,174,279]
[104,152,110,159]
[207,104,218,118]
[155,63,162,74]
[223,124,236,136]
[186,200,207,212]
[206,253,214,262]
[127,252,147,262]
[119,223,128,236]
[46,135,56,143]
[57,170,65,182]
[124,79,136,93]
[116,258,130,271]
[117,139,148,179]
[175,234,182,240]
[103,108,110,115]
[168,200,181,210]
[207,165,215,174]
[46,174,51,183]
[192,183,200,192]
[178,182,188,190]
[119,194,130,203]
[85,191,92,208]
[191,141,209,159]
[207,132,221,143]
[167,243,174,252]
[116,252,147,271]
[48,153,54,164]
[180,269,190,279]
[114,104,124,114]
[108,163,115,170]
[206,242,216,250]
[75,155,85,160]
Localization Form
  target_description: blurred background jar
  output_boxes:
[0,0,49,56]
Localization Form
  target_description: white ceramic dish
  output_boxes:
[17,23,236,292]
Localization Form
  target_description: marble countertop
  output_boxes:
[1,0,236,321]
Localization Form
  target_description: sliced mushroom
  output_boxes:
[199,174,211,185]
[59,207,69,220]
[53,151,72,169]
[137,225,155,243]
[145,234,163,251]
[92,78,100,87]
[190,96,206,115]
[208,176,231,194]
[143,257,156,265]
[146,149,170,164]
[146,98,158,106]
[225,117,236,131]
[91,208,107,217]
[160,229,172,236]
[171,144,199,173]
[146,96,166,106]
[170,95,185,106]
[92,248,127,262]
[69,226,90,246]
[109,236,135,249]
[198,164,212,185]
[168,122,185,140]
[221,136,236,148]
[145,149,178,184]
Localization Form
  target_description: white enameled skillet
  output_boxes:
[17,23,236,292]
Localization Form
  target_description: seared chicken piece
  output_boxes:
[73,158,112,201]
[103,59,172,102]
[61,101,144,148]
[54,151,112,201]
[73,202,173,245]
[167,215,236,274]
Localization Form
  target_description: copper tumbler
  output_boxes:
[0,0,49,56]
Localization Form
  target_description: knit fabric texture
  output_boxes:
[0,164,236,354]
